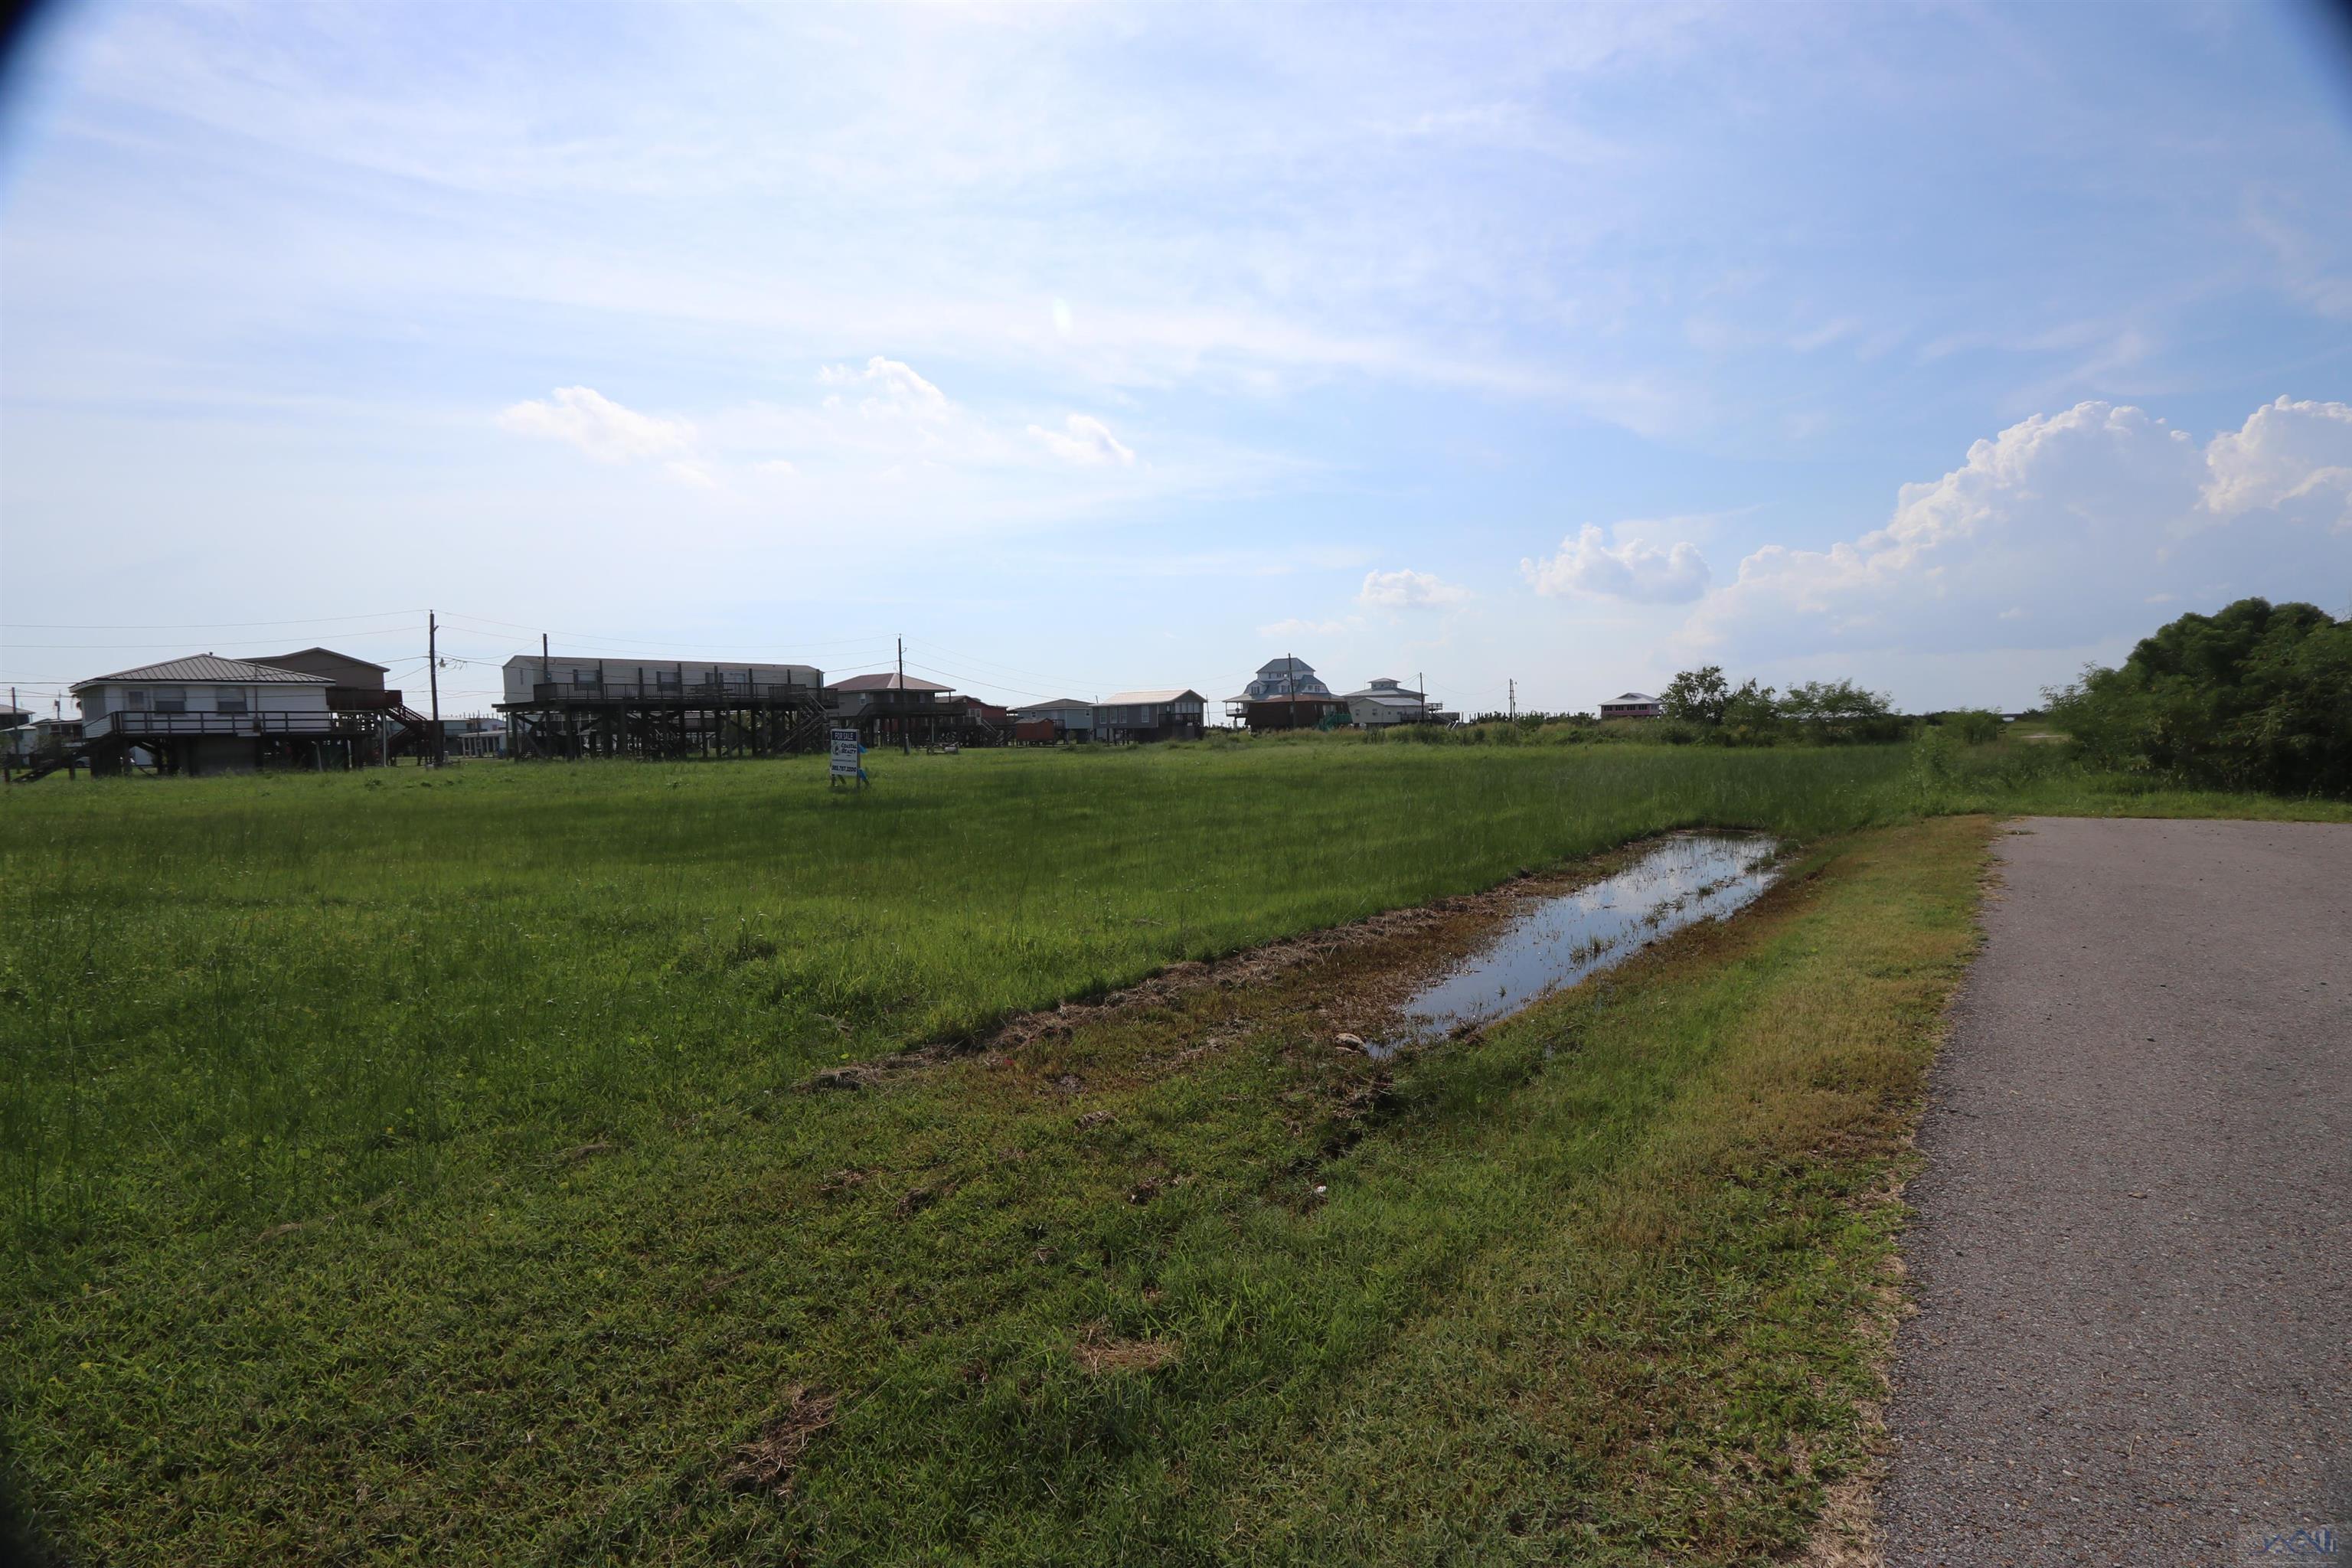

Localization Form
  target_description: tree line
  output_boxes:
[1650,667,1911,744]
[2047,597,2350,797]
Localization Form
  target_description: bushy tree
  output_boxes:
[1658,665,1730,724]
[2047,598,2352,795]
[1777,678,1903,743]
[1942,709,2005,744]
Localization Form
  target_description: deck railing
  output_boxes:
[523,681,825,705]
[85,710,367,740]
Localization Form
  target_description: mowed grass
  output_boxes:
[0,741,2336,1564]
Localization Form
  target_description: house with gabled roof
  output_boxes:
[1094,689,1206,743]
[1599,691,1661,720]
[1014,697,1095,742]
[68,654,356,776]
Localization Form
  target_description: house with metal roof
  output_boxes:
[1014,697,1095,742]
[495,654,830,760]
[1599,691,1661,720]
[825,671,974,747]
[1343,677,1433,727]
[69,655,354,776]
[1093,689,1207,743]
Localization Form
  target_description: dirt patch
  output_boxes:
[817,1168,868,1199]
[726,1385,838,1497]
[797,838,1671,1094]
[802,1064,884,1093]
[1073,1322,1179,1376]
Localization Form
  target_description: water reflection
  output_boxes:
[1374,832,1779,1057]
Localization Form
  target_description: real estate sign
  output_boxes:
[829,727,864,783]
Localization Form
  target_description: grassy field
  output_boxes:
[2,739,2344,1563]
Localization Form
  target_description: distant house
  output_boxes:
[505,656,825,707]
[1344,676,1442,728]
[1226,655,1338,727]
[4,717,82,777]
[1014,697,1095,742]
[256,647,390,691]
[827,672,969,747]
[1094,689,1207,743]
[72,655,347,774]
[1240,693,1350,731]
[497,655,828,760]
[260,647,432,760]
[439,716,508,760]
[1599,691,1661,720]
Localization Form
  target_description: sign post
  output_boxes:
[829,727,869,789]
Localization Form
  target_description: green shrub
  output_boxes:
[2047,598,2352,796]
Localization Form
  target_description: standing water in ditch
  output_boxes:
[1374,832,1781,1056]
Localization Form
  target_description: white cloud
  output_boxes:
[1685,397,2352,664]
[818,356,950,418]
[2201,396,2352,528]
[1359,567,1472,609]
[1029,413,1135,466]
[496,386,693,462]
[1521,524,1710,603]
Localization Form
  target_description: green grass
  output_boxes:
[0,741,1927,1256]
[1,742,2341,1563]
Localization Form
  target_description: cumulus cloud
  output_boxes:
[1029,413,1135,466]
[2202,396,2352,528]
[818,356,950,417]
[1522,524,1711,603]
[497,386,693,462]
[1685,397,2352,665]
[1359,568,1472,609]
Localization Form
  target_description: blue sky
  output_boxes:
[3,0,2350,717]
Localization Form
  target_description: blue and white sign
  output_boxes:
[829,727,867,784]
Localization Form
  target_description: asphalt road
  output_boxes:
[1880,817,2351,1568]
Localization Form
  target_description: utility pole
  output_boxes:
[1419,670,1426,724]
[1509,678,1515,723]
[897,635,911,755]
[428,610,446,768]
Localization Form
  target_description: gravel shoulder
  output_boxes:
[1882,817,2352,1567]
